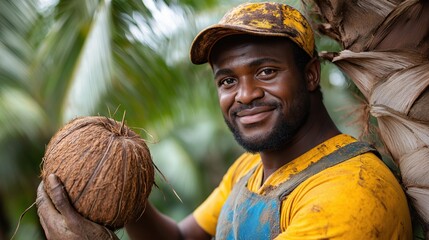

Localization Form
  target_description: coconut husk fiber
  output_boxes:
[41,116,155,230]
[303,0,429,234]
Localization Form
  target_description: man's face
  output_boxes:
[210,37,310,153]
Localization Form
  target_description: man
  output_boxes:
[37,2,412,239]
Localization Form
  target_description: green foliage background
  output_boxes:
[0,0,360,239]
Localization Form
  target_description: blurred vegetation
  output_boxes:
[0,0,361,239]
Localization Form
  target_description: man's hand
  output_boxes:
[36,174,119,240]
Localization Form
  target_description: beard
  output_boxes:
[224,90,310,153]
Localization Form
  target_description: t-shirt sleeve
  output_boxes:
[192,153,259,236]
[274,152,412,239]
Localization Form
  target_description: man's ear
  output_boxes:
[305,57,321,91]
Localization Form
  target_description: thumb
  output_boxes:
[46,174,80,220]
[36,180,61,236]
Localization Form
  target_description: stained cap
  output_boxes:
[190,2,315,64]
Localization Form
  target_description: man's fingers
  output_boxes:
[46,174,80,220]
[36,181,59,216]
[36,181,61,239]
[37,175,117,240]
[46,174,88,232]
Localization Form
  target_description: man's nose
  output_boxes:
[235,78,264,105]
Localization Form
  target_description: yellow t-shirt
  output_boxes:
[193,134,412,239]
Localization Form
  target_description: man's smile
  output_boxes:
[235,106,277,125]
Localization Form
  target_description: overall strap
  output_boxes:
[276,141,376,200]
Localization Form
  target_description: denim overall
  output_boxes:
[215,142,375,240]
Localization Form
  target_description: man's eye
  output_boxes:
[259,68,276,76]
[219,78,236,87]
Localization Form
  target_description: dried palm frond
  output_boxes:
[304,0,429,233]
[303,0,399,52]
[371,63,429,114]
[367,0,429,55]
[322,50,424,98]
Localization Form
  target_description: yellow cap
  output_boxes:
[190,2,315,64]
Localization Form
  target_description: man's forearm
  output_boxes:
[125,203,183,240]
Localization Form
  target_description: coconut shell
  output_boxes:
[41,116,154,230]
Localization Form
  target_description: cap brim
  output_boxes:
[190,24,294,65]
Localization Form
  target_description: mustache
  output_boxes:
[230,100,281,116]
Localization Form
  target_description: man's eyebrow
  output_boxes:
[214,68,235,79]
[213,58,282,79]
[249,58,282,68]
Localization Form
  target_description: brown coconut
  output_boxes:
[41,116,154,230]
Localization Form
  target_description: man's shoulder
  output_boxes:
[309,150,401,191]
[292,150,408,218]
[282,151,412,239]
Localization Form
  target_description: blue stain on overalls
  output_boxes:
[215,141,376,240]
[215,169,282,239]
